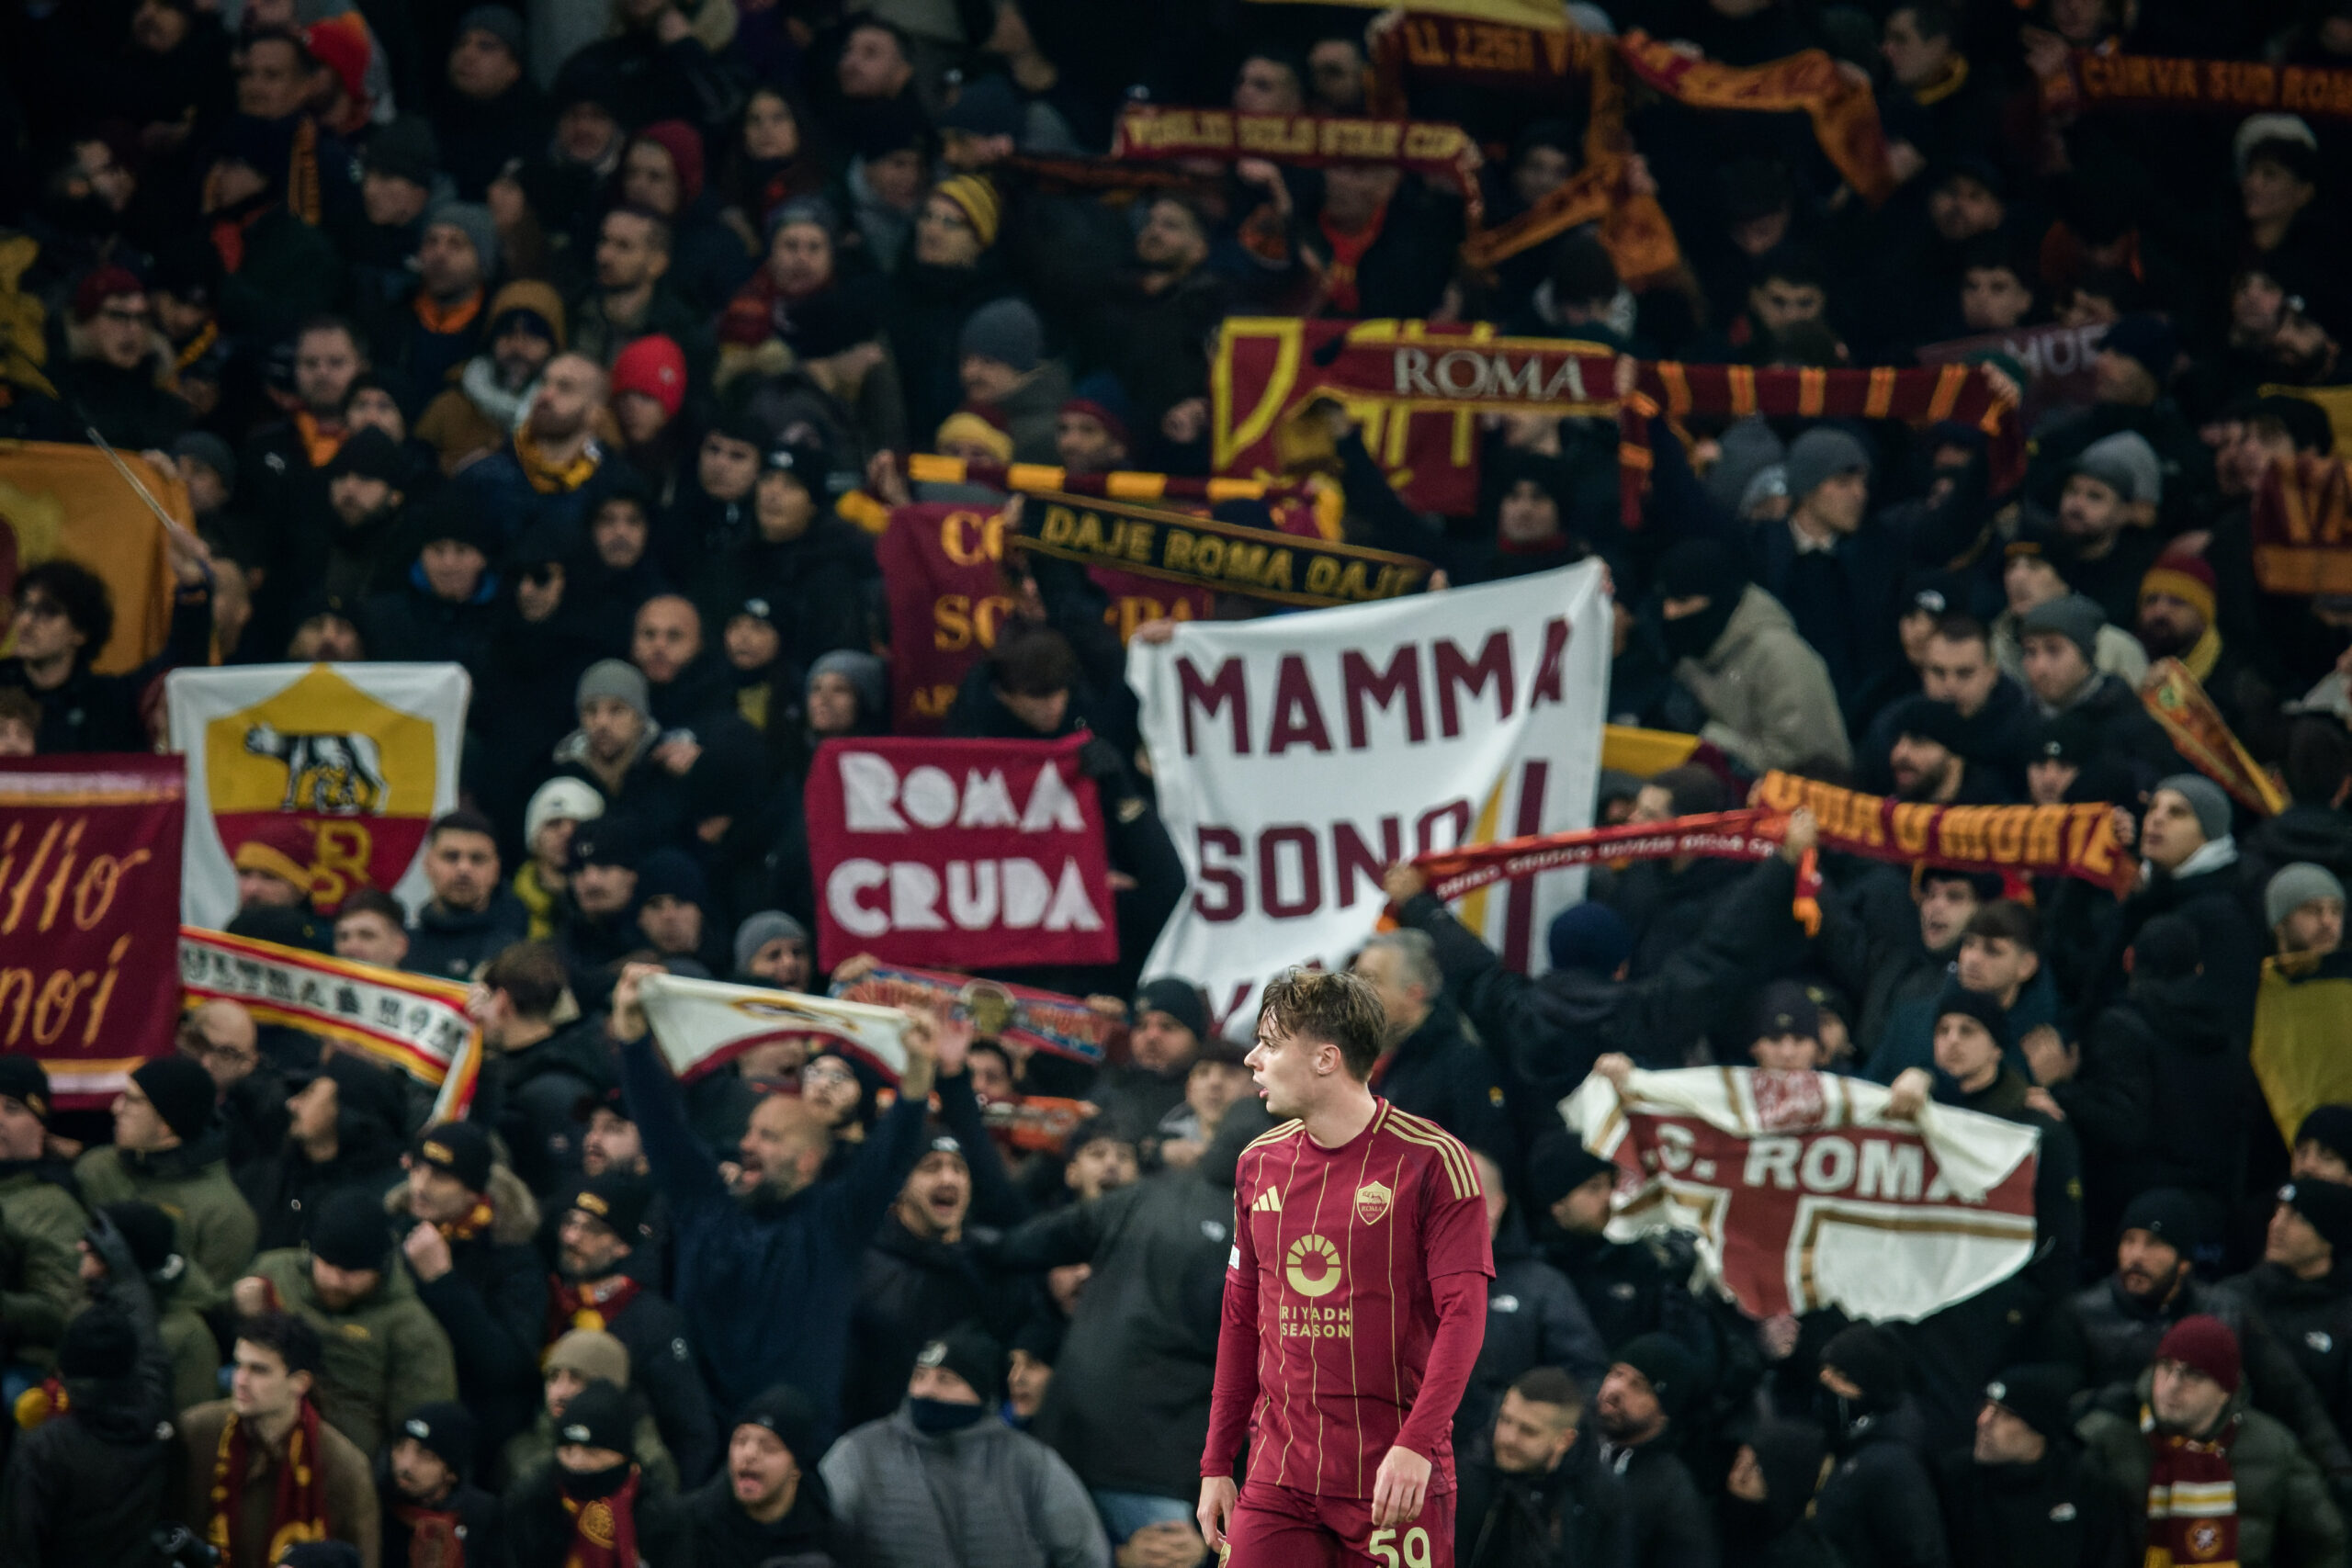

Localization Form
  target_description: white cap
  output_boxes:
[526,777,605,846]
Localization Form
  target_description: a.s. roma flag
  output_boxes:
[164,662,469,925]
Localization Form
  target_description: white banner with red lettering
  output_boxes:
[804,735,1118,973]
[1130,562,1609,1036]
[164,662,469,926]
[1561,1066,2042,1322]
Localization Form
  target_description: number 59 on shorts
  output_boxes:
[1370,1526,1432,1567]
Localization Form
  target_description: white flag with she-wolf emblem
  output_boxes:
[639,972,913,1081]
[165,662,469,927]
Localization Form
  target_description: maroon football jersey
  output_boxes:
[1228,1101,1494,1499]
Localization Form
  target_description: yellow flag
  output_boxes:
[0,439,180,673]
[2252,952,2352,1150]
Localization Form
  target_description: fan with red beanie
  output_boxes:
[2077,1314,2346,1568]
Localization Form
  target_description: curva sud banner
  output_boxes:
[1561,1066,2041,1322]
[0,756,187,1105]
[164,662,469,925]
[804,735,1119,973]
[1132,562,1609,1034]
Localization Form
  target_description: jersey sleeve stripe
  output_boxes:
[1241,1120,1306,1155]
[1385,1112,1481,1200]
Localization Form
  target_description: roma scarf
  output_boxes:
[391,1501,467,1568]
[1622,359,2022,524]
[208,1398,333,1564]
[1616,31,1896,204]
[547,1274,643,1340]
[437,1199,495,1243]
[1016,491,1432,607]
[2251,453,2352,595]
[515,434,600,494]
[904,453,1318,505]
[1112,107,1484,227]
[2140,659,2288,816]
[560,1468,642,1568]
[2143,1405,2242,1568]
[2041,51,2352,121]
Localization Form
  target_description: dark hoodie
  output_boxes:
[705,517,879,676]
[666,1464,854,1565]
[1813,1384,1948,1568]
[235,1074,408,1256]
[2054,916,2256,1234]
[993,1097,1274,1500]
[1460,1425,1632,1568]
[0,1265,175,1566]
[1937,1420,2133,1568]
[2238,803,2352,896]
[2221,1259,2352,1451]
[1721,1418,1841,1568]
[1400,856,1808,1099]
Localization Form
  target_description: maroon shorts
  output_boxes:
[1224,1479,1454,1568]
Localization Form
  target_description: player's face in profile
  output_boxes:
[1246,1021,1317,1120]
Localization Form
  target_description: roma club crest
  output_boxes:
[1355,1180,1393,1225]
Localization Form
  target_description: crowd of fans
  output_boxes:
[6,0,2352,1564]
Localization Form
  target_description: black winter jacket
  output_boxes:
[1935,1439,2135,1568]
[1459,1435,1632,1568]
[1813,1410,1948,1568]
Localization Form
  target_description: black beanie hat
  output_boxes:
[2284,1180,2352,1255]
[0,1058,51,1121]
[2129,913,2201,982]
[1822,1324,1907,1410]
[735,1383,820,1464]
[557,1377,635,1454]
[1933,983,2009,1050]
[566,1172,653,1243]
[2298,1105,2352,1163]
[131,1055,218,1143]
[1984,1362,2075,1440]
[310,1188,393,1271]
[1529,1126,1617,1207]
[1131,978,1208,1041]
[413,1121,494,1194]
[2120,1186,2211,1254]
[916,1321,1006,1404]
[1656,538,1751,602]
[400,1401,478,1475]
[92,1201,180,1280]
[58,1303,139,1381]
[1614,1332,1698,1418]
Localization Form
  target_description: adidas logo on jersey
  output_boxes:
[1250,1188,1283,1213]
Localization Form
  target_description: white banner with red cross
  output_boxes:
[1559,1066,2041,1322]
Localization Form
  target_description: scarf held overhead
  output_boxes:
[1015,491,1431,607]
[1112,107,1484,227]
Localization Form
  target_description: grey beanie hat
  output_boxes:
[456,4,526,59]
[2267,862,2347,928]
[424,200,499,272]
[2155,773,2233,843]
[576,659,652,724]
[733,909,810,975]
[1704,417,1785,512]
[808,649,888,720]
[1783,427,1872,504]
[173,431,238,491]
[958,298,1043,374]
[2018,592,2105,661]
[2071,430,2163,506]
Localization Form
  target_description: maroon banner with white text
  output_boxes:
[805,736,1119,973]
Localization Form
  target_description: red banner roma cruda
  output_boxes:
[0,755,186,1105]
